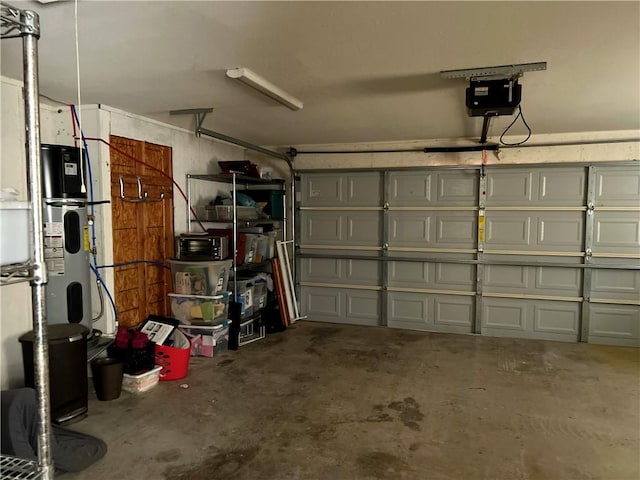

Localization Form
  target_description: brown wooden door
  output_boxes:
[110,135,174,328]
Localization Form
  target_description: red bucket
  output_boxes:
[155,329,190,381]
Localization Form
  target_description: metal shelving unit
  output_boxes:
[186,172,287,347]
[1,4,52,479]
[0,456,44,480]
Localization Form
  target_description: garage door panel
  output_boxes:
[485,266,580,296]
[301,257,341,283]
[533,303,579,335]
[486,212,583,252]
[345,259,381,285]
[389,172,432,205]
[390,212,475,249]
[487,171,533,204]
[301,172,382,206]
[302,258,380,286]
[389,170,477,206]
[303,213,342,244]
[436,171,478,204]
[435,263,475,289]
[589,304,640,346]
[346,290,381,323]
[390,213,431,245]
[434,296,474,330]
[538,170,586,205]
[302,174,344,205]
[592,269,640,301]
[346,173,383,205]
[302,212,381,246]
[347,213,382,245]
[485,265,529,289]
[596,167,640,205]
[389,261,474,291]
[389,261,431,287]
[436,213,477,247]
[388,292,431,330]
[487,168,585,205]
[535,267,582,295]
[538,214,584,249]
[387,292,473,333]
[483,299,528,331]
[301,286,380,326]
[302,287,342,318]
[486,214,531,247]
[593,213,640,254]
[483,298,579,341]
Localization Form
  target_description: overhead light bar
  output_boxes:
[440,62,547,80]
[226,67,303,111]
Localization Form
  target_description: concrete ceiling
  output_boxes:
[2,1,639,147]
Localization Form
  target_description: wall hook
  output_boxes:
[119,175,144,203]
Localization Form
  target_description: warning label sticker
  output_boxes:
[64,162,78,176]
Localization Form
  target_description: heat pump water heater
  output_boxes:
[41,144,92,334]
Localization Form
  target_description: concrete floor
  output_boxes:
[64,322,639,480]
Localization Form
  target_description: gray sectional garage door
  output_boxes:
[297,163,640,346]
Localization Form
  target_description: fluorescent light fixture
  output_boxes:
[226,67,303,111]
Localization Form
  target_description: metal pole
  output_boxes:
[198,127,291,165]
[22,9,53,479]
[480,113,498,145]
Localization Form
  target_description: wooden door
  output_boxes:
[110,135,174,328]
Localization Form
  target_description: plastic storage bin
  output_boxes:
[155,329,190,381]
[122,365,162,393]
[169,259,231,296]
[252,281,267,310]
[169,292,230,324]
[239,189,284,219]
[0,201,31,266]
[197,205,261,222]
[231,285,254,319]
[234,274,267,310]
[214,205,260,221]
[181,322,230,357]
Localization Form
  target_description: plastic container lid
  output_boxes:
[19,324,89,344]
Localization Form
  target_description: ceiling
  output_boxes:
[2,1,639,147]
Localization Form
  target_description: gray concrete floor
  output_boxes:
[64,322,639,480]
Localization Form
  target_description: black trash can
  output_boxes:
[90,357,124,401]
[19,324,89,425]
